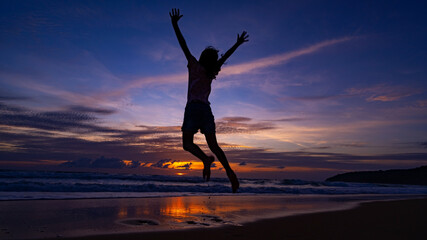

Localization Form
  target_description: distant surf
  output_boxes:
[1,170,426,200]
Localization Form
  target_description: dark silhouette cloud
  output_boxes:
[177,162,192,170]
[0,102,26,113]
[302,143,367,150]
[150,159,192,170]
[67,105,116,115]
[0,96,31,101]
[216,116,275,134]
[0,102,184,166]
[151,159,176,168]
[220,117,252,122]
[300,146,331,150]
[1,102,426,175]
[225,148,427,171]
[0,102,118,133]
[268,117,306,122]
[61,156,140,169]
[337,143,366,148]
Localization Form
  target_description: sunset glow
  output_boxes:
[0,0,426,180]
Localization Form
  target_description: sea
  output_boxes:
[1,169,427,201]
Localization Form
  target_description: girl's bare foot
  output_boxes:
[203,156,214,181]
[227,170,239,193]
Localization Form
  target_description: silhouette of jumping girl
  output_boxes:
[170,8,248,193]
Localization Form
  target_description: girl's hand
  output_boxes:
[169,8,183,24]
[237,31,249,45]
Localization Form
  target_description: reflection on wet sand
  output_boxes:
[1,194,395,239]
[161,197,193,221]
[117,206,128,218]
[114,195,343,228]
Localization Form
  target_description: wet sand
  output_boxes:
[0,195,426,240]
[56,198,427,240]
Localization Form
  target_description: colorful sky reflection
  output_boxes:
[1,0,426,180]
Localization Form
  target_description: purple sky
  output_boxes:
[0,0,426,180]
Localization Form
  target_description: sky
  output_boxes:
[0,0,426,180]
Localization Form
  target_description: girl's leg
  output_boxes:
[182,131,214,181]
[205,133,239,193]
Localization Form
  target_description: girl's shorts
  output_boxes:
[181,102,216,134]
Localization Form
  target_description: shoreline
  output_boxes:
[47,197,427,240]
[0,195,426,240]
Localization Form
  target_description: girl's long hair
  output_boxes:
[199,46,221,80]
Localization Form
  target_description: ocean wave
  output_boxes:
[0,169,229,183]
[0,170,426,200]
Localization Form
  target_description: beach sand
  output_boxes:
[58,198,427,240]
[0,195,426,240]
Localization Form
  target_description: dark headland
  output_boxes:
[326,165,427,185]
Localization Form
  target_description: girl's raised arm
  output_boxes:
[169,8,192,61]
[218,31,249,67]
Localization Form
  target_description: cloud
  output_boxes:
[177,162,192,170]
[0,102,26,113]
[98,36,355,99]
[150,159,192,170]
[346,84,419,102]
[61,156,141,169]
[0,102,185,165]
[280,84,419,105]
[1,36,356,115]
[98,73,187,99]
[13,80,113,107]
[136,125,181,133]
[0,46,124,110]
[151,159,176,168]
[2,101,425,176]
[220,37,354,76]
[0,96,31,101]
[283,95,342,101]
[146,40,183,62]
[301,146,332,150]
[239,162,247,166]
[268,117,306,122]
[67,105,116,115]
[416,100,427,108]
[0,102,117,133]
[216,116,275,134]
[225,149,427,170]
[337,142,367,148]
[220,117,252,122]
